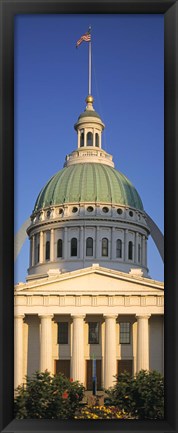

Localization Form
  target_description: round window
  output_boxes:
[72,207,78,213]
[117,208,123,215]
[129,211,133,217]
[102,206,109,213]
[87,206,94,213]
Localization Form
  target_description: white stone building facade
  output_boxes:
[14,95,164,391]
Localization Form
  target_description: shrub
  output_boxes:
[14,370,85,419]
[106,370,164,420]
[75,405,135,419]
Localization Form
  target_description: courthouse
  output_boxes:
[14,93,164,391]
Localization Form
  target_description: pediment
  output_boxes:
[15,265,164,296]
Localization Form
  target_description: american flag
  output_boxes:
[76,31,91,48]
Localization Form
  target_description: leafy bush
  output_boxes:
[14,370,85,419]
[75,405,135,419]
[106,370,164,420]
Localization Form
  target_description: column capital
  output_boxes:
[14,314,25,320]
[39,314,54,319]
[71,314,85,320]
[104,314,118,320]
[136,314,151,320]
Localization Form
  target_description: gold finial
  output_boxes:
[85,95,94,104]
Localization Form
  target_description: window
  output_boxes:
[57,239,63,258]
[88,322,99,344]
[138,244,141,263]
[71,237,77,257]
[128,241,133,260]
[86,237,93,256]
[116,239,122,258]
[95,133,99,147]
[120,322,131,344]
[87,132,93,146]
[102,238,108,257]
[45,240,50,260]
[58,322,68,344]
[80,130,84,147]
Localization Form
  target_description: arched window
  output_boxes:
[116,239,122,258]
[87,132,93,146]
[102,238,108,257]
[128,241,133,260]
[138,244,141,263]
[95,133,99,147]
[86,237,93,256]
[45,240,50,260]
[71,237,77,257]
[57,239,63,258]
[80,130,84,147]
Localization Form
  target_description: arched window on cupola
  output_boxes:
[86,237,93,256]
[138,244,141,263]
[87,131,93,146]
[116,239,122,258]
[128,241,133,260]
[45,240,50,261]
[95,132,99,147]
[102,238,108,257]
[57,239,63,258]
[71,237,77,257]
[80,130,84,147]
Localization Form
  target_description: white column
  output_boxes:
[31,235,35,266]
[77,130,81,148]
[39,231,44,264]
[71,315,85,384]
[111,227,115,259]
[80,227,84,259]
[64,227,68,259]
[50,229,54,261]
[14,315,24,389]
[84,129,87,147]
[104,315,117,388]
[39,314,53,373]
[136,314,150,372]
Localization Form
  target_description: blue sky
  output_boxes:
[14,14,164,283]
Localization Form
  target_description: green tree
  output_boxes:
[106,370,164,420]
[14,371,85,419]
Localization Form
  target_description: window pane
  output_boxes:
[128,241,133,260]
[80,131,84,147]
[87,132,93,146]
[116,239,122,258]
[57,239,63,258]
[58,322,68,344]
[86,237,93,256]
[138,244,141,262]
[46,241,50,260]
[71,238,77,256]
[120,322,130,344]
[95,133,99,147]
[102,238,108,256]
[89,322,99,344]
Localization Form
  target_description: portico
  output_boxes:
[14,265,164,390]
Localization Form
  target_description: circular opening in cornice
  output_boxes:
[117,208,123,215]
[72,207,78,213]
[87,206,94,213]
[59,208,63,214]
[129,211,134,217]
[102,206,109,213]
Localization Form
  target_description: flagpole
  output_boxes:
[88,27,92,95]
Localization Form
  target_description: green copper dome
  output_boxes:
[78,110,102,120]
[34,163,143,212]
